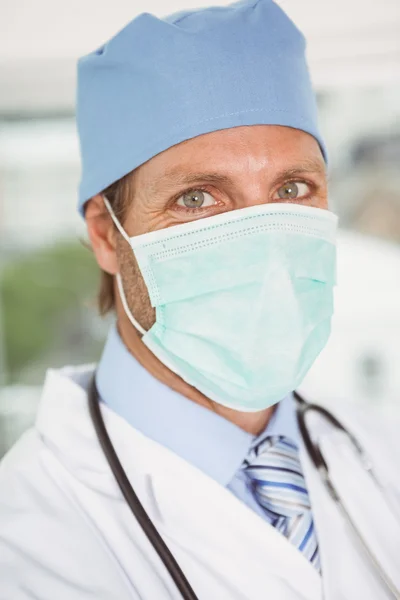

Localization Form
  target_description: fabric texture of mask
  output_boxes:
[108,202,338,412]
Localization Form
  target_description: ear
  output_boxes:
[85,195,119,275]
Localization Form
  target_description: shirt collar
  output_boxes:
[96,325,300,486]
[255,387,299,448]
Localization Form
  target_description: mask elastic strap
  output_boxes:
[102,195,147,337]
[103,195,131,245]
[116,274,147,336]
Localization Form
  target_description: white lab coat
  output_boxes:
[0,365,399,600]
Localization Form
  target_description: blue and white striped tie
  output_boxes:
[243,435,320,571]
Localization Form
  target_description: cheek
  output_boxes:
[124,195,168,236]
[117,238,156,329]
[315,187,329,210]
[316,199,329,211]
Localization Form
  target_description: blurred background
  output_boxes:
[0,0,400,457]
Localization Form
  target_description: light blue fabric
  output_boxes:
[96,325,301,524]
[76,0,326,214]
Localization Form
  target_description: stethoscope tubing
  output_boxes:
[294,391,400,600]
[89,376,399,600]
[88,376,200,600]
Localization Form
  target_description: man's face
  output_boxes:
[123,124,327,234]
[101,125,328,330]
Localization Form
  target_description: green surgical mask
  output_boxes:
[105,198,338,412]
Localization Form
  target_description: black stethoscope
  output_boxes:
[88,376,400,600]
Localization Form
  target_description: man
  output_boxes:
[0,1,399,599]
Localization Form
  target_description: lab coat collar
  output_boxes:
[96,324,300,486]
[34,365,400,599]
[35,365,322,599]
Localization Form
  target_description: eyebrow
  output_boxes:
[157,171,232,189]
[156,158,326,191]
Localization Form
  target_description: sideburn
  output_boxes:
[98,171,136,315]
[116,234,156,332]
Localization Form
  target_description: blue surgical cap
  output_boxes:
[77,0,326,215]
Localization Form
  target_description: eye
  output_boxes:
[175,189,217,209]
[275,181,310,200]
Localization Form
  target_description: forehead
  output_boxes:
[135,125,325,183]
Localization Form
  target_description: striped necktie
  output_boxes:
[243,435,320,571]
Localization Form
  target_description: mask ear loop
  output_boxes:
[103,195,131,244]
[103,195,147,337]
[115,273,147,336]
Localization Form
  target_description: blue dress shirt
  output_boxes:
[96,325,301,524]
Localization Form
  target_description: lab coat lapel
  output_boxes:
[300,408,400,600]
[37,368,399,600]
[144,447,322,599]
[39,368,322,599]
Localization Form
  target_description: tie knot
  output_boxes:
[246,435,299,462]
[243,435,311,518]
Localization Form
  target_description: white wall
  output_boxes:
[0,119,83,250]
[1,0,399,112]
[302,231,400,413]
